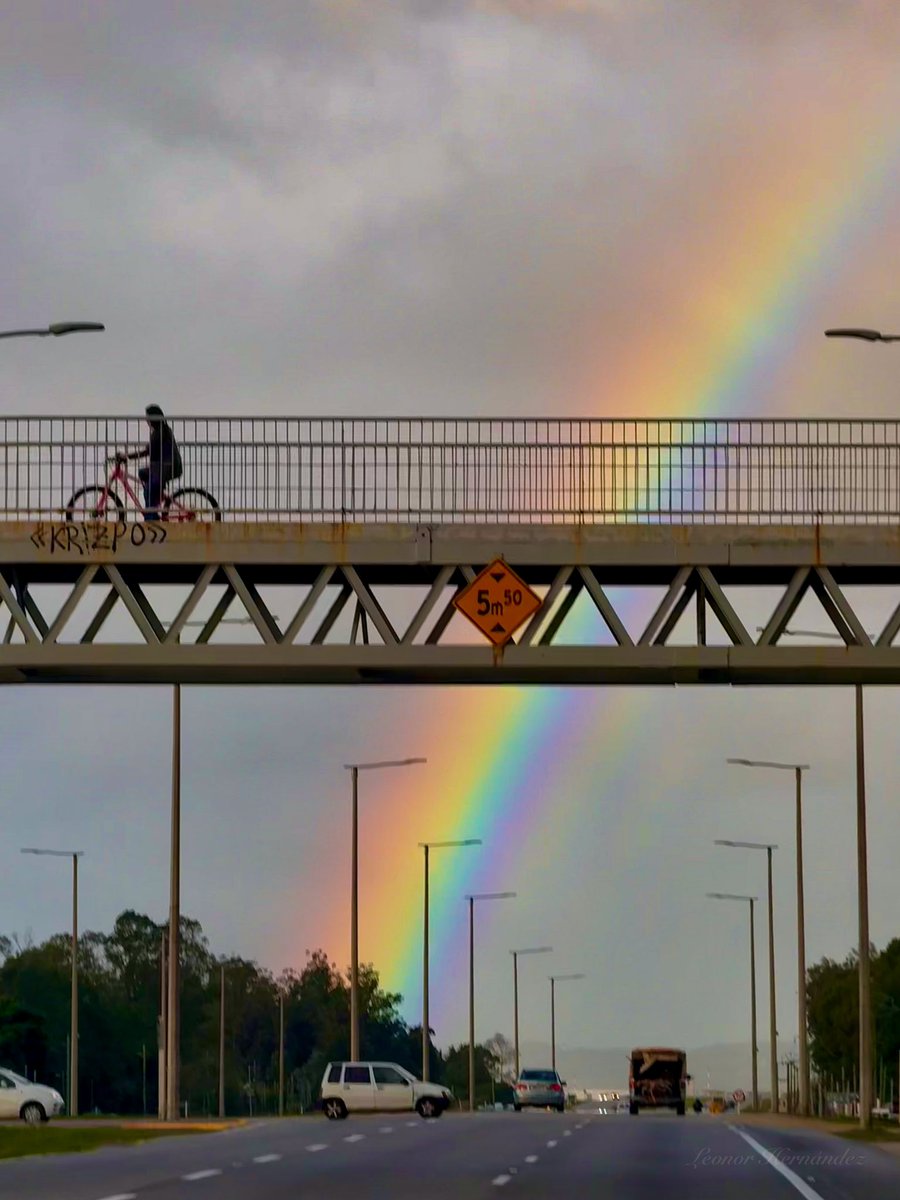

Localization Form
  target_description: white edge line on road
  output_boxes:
[252,1153,282,1163]
[306,1143,328,1152]
[344,1133,365,1143]
[492,1174,512,1187]
[525,1154,539,1163]
[182,1169,222,1181]
[405,1120,417,1126]
[729,1126,826,1200]
[546,1139,558,1148]
[97,1194,137,1200]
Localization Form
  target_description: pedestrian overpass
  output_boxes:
[0,416,897,685]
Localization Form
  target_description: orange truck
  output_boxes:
[628,1047,689,1116]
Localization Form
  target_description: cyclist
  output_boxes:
[119,404,183,519]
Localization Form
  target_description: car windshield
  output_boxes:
[520,1070,558,1082]
[6,1071,32,1086]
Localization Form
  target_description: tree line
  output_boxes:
[808,937,900,1100]
[0,910,512,1115]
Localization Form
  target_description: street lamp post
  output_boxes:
[419,839,481,1081]
[21,848,84,1116]
[707,893,759,1110]
[715,841,779,1112]
[0,322,105,340]
[790,309,892,1126]
[344,758,426,1061]
[467,892,516,1111]
[218,964,226,1119]
[278,989,285,1117]
[167,684,182,1121]
[728,758,810,1115]
[510,947,552,1080]
[548,974,585,1076]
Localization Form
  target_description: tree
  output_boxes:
[0,911,427,1116]
[443,1042,502,1107]
[484,1033,515,1084]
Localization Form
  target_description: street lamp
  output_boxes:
[707,893,759,1110]
[419,839,481,1081]
[715,841,778,1112]
[727,757,810,1115]
[466,891,516,1111]
[548,973,585,1076]
[0,322,105,340]
[825,323,895,1128]
[21,848,84,1115]
[510,947,553,1080]
[344,757,426,1060]
[824,327,900,342]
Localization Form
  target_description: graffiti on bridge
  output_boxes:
[30,521,167,555]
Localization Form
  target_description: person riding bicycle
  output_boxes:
[118,405,183,519]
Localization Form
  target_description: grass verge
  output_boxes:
[0,1125,209,1161]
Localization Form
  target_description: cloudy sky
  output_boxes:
[1,1,899,1069]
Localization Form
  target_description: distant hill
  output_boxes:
[519,1040,775,1095]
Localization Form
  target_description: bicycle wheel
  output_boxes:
[65,486,126,523]
[164,487,222,522]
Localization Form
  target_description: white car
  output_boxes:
[320,1061,452,1120]
[0,1069,65,1123]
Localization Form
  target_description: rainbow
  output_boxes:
[317,80,900,1040]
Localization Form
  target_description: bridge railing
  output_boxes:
[1,416,898,524]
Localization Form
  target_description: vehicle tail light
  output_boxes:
[550,1083,562,1092]
[516,1083,528,1091]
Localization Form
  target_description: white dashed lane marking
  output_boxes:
[563,1129,572,1137]
[183,1169,222,1181]
[344,1134,366,1143]
[729,1127,825,1200]
[252,1154,282,1163]
[492,1175,512,1187]
[405,1120,417,1126]
[306,1143,328,1153]
[97,1194,137,1200]
[379,1126,394,1134]
[546,1139,558,1148]
[525,1155,539,1163]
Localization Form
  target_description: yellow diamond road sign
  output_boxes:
[453,559,541,646]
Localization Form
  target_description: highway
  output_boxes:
[1,1108,899,1200]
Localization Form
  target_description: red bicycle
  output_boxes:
[65,454,221,522]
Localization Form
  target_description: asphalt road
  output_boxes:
[1,1106,899,1200]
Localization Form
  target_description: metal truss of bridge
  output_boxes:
[1,522,898,686]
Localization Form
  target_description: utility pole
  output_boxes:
[856,685,873,1129]
[158,931,167,1119]
[166,684,181,1120]
[218,965,225,1119]
[279,990,285,1117]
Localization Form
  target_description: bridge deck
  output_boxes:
[0,521,897,685]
